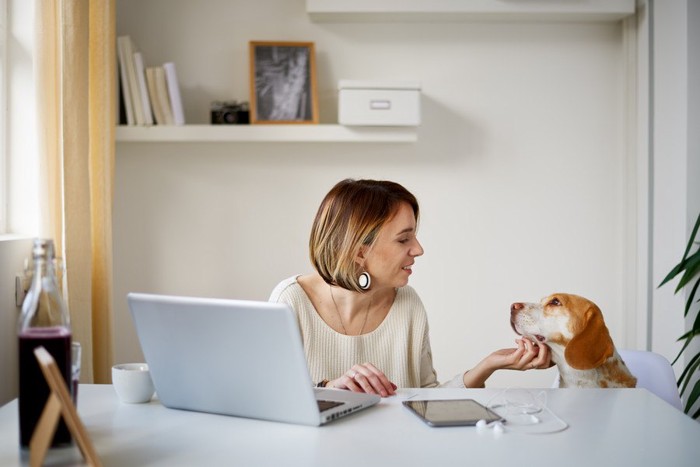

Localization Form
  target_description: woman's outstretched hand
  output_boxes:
[491,337,552,371]
[463,338,553,388]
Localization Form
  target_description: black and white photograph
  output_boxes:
[249,41,318,124]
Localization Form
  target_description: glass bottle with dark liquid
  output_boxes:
[18,239,72,448]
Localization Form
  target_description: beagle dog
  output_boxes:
[510,293,637,388]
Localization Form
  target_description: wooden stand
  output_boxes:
[30,346,101,467]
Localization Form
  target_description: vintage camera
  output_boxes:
[210,101,250,124]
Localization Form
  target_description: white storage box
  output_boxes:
[338,80,421,126]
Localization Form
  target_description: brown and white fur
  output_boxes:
[510,293,637,388]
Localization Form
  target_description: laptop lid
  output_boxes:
[127,292,379,426]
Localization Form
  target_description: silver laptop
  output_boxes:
[127,292,380,426]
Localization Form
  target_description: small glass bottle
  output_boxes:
[17,238,72,448]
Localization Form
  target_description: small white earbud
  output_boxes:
[476,419,505,435]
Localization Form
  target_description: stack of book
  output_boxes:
[117,35,185,126]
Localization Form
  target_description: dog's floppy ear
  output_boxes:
[564,304,614,370]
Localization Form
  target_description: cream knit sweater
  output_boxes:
[269,276,464,388]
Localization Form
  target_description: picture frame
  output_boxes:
[249,41,319,124]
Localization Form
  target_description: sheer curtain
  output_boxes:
[35,0,115,383]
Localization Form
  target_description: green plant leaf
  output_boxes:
[683,378,700,416]
[685,279,700,317]
[660,212,700,288]
[659,260,689,288]
[675,255,700,292]
[678,353,700,394]
[672,332,699,365]
[678,351,700,381]
[691,303,700,332]
[676,328,700,342]
[681,213,700,261]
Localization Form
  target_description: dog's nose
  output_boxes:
[511,302,524,314]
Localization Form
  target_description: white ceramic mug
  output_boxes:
[112,363,155,403]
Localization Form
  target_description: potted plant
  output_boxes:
[659,212,700,418]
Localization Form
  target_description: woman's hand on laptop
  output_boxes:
[329,363,397,397]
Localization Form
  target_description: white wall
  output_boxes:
[686,0,700,415]
[651,0,700,412]
[114,0,634,388]
[651,0,700,374]
[689,1,700,221]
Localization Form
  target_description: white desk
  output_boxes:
[1,385,699,466]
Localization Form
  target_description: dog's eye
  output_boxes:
[548,298,561,306]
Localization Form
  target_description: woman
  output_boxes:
[270,179,550,397]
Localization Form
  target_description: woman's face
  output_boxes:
[362,202,424,289]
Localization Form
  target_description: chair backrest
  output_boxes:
[552,349,683,411]
[618,349,683,410]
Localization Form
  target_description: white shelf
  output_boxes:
[306,0,635,22]
[115,124,417,143]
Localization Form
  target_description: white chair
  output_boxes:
[618,349,683,410]
[552,349,683,411]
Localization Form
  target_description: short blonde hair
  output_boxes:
[309,179,419,292]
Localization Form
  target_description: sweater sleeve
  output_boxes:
[268,276,295,302]
[419,327,439,388]
[413,290,464,388]
[439,373,467,388]
[420,330,465,388]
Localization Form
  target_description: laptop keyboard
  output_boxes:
[317,400,344,412]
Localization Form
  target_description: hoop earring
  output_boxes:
[358,272,371,290]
